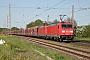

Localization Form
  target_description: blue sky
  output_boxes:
[0,0,90,28]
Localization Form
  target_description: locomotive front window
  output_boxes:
[62,24,72,28]
[62,25,66,28]
[67,25,72,28]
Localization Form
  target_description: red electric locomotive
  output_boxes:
[38,21,74,41]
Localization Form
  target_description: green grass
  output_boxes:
[0,34,47,60]
[75,37,90,41]
[33,45,77,60]
[0,34,77,60]
[79,38,90,41]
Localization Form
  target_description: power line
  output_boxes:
[8,0,44,25]
[25,0,66,23]
[2,5,89,10]
[37,0,66,16]
[76,14,90,18]
[74,7,90,12]
[24,0,43,16]
[21,0,44,23]
[78,0,81,8]
[74,1,90,13]
[66,7,90,15]
[42,0,72,20]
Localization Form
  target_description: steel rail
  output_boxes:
[27,38,90,60]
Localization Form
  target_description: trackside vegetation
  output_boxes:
[0,34,77,60]
[75,25,90,41]
[0,34,47,60]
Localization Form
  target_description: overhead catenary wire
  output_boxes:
[27,0,90,22]
[26,0,90,24]
[36,0,66,16]
[78,0,81,8]
[76,14,90,18]
[10,0,44,24]
[25,0,66,23]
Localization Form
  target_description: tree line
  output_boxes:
[26,19,61,28]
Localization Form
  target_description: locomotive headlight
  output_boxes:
[62,31,65,33]
[70,31,73,33]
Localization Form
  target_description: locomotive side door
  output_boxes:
[57,23,62,38]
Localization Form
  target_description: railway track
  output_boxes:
[79,40,90,46]
[68,40,90,49]
[18,36,90,60]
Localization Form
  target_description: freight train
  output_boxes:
[1,21,74,42]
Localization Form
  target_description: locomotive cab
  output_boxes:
[58,22,74,41]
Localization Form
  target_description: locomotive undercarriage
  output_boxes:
[59,35,74,42]
[61,35,74,40]
[38,35,74,42]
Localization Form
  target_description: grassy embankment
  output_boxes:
[75,37,90,41]
[0,34,77,60]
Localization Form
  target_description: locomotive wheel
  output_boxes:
[44,36,48,40]
[71,37,74,40]
[52,37,54,41]
[57,38,60,42]
[59,38,63,42]
[44,37,47,40]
